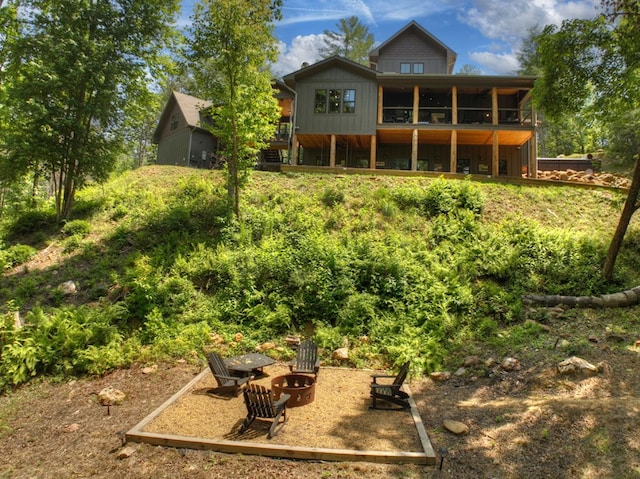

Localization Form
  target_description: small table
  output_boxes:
[224,353,275,377]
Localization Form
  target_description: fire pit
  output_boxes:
[271,374,315,407]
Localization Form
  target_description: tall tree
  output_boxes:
[186,0,282,218]
[456,64,481,75]
[320,16,374,65]
[516,25,544,76]
[535,2,640,280]
[1,0,179,221]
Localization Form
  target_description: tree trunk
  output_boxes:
[603,156,640,280]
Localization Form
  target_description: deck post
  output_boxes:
[370,135,377,170]
[450,130,457,173]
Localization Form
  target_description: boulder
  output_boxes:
[58,280,77,295]
[557,356,597,375]
[332,347,349,360]
[500,357,522,372]
[255,341,276,352]
[117,446,137,460]
[443,419,469,435]
[98,386,126,406]
[430,371,451,382]
[463,355,480,367]
[141,365,157,375]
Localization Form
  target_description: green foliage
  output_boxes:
[1,0,180,221]
[392,178,483,217]
[186,0,282,217]
[320,187,345,207]
[0,244,36,270]
[0,305,130,389]
[5,209,56,237]
[61,220,91,238]
[0,167,634,389]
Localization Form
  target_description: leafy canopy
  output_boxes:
[186,0,282,217]
[0,0,180,221]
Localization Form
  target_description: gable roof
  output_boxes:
[282,56,377,89]
[369,21,457,73]
[153,91,212,143]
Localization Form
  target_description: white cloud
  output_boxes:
[458,0,599,73]
[468,51,520,75]
[271,34,327,78]
[460,0,599,43]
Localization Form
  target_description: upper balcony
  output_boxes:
[378,84,534,128]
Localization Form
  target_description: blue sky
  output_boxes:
[180,0,601,77]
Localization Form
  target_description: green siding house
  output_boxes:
[154,21,537,178]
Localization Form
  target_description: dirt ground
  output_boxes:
[2,311,640,479]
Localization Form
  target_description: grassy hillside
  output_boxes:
[1,166,639,390]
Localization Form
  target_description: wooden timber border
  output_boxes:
[126,368,436,466]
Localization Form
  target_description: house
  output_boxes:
[283,21,538,177]
[154,21,537,178]
[153,91,219,169]
[153,83,295,170]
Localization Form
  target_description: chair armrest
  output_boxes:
[370,383,399,391]
[371,374,396,384]
[217,374,249,384]
[274,394,291,408]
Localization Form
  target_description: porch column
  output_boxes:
[370,135,377,169]
[413,85,419,124]
[330,134,336,167]
[492,131,499,175]
[492,87,498,126]
[450,130,457,173]
[451,86,458,125]
[530,103,538,178]
[291,135,298,165]
[529,136,537,178]
[411,129,418,171]
[377,86,383,124]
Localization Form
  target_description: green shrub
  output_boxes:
[0,305,127,389]
[392,178,484,217]
[320,187,345,207]
[61,220,91,237]
[0,244,37,269]
[6,209,56,236]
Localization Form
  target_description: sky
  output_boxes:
[180,0,601,78]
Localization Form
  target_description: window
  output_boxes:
[170,114,179,131]
[413,63,424,74]
[343,89,355,113]
[314,88,356,114]
[400,63,411,74]
[314,89,327,113]
[328,89,341,113]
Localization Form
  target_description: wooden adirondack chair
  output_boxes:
[288,339,320,378]
[240,384,291,438]
[369,361,411,410]
[207,352,251,396]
